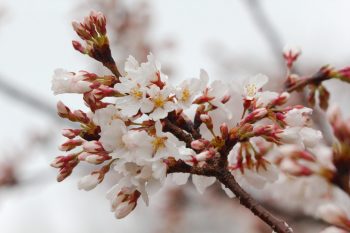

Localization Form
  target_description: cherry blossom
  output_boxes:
[50,11,350,233]
[243,73,268,100]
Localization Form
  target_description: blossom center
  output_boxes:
[152,136,166,151]
[181,88,190,102]
[153,96,165,108]
[245,84,257,98]
[130,87,143,100]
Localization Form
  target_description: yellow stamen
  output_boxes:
[153,96,165,108]
[130,87,143,99]
[152,137,166,151]
[245,84,257,98]
[181,88,190,102]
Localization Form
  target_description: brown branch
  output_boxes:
[167,159,293,233]
[286,69,331,93]
[217,170,293,233]
[164,111,293,233]
[104,62,122,79]
[167,111,201,140]
[162,118,194,147]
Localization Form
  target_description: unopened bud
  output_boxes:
[280,158,313,176]
[200,114,213,130]
[195,150,215,162]
[73,110,89,123]
[62,129,81,139]
[72,40,86,54]
[83,141,104,153]
[191,139,209,150]
[241,108,267,124]
[220,123,229,139]
[59,139,84,151]
[78,173,102,191]
[111,188,140,219]
[57,101,70,116]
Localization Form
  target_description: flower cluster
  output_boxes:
[50,11,350,233]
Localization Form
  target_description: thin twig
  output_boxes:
[0,74,65,124]
[0,75,57,118]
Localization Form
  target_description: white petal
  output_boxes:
[221,184,235,198]
[172,173,190,185]
[192,175,216,194]
[140,99,154,113]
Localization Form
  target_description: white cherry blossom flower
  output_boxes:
[93,104,126,127]
[114,76,149,117]
[176,69,208,108]
[151,121,193,161]
[140,54,166,82]
[99,119,153,160]
[124,54,163,84]
[52,69,91,95]
[243,74,268,100]
[201,70,232,118]
[255,91,279,107]
[142,85,176,120]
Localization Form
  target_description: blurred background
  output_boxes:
[0,0,350,232]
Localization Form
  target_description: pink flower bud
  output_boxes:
[191,139,207,150]
[59,139,84,151]
[194,150,214,162]
[220,123,229,139]
[241,108,267,124]
[57,101,70,116]
[200,114,213,130]
[61,129,81,139]
[50,156,66,168]
[272,92,290,106]
[83,141,104,153]
[338,67,350,82]
[110,188,140,219]
[79,152,110,164]
[73,110,89,123]
[72,40,86,54]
